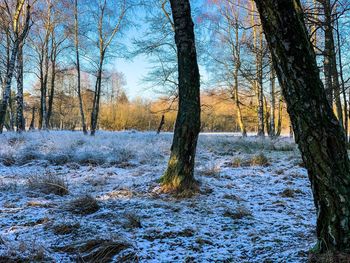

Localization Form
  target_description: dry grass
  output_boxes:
[28,173,68,196]
[250,153,269,166]
[54,238,138,263]
[231,157,244,167]
[223,206,252,220]
[123,213,142,229]
[201,163,221,177]
[280,188,304,198]
[230,153,269,168]
[52,222,81,235]
[67,195,100,215]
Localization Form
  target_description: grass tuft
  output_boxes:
[67,195,99,215]
[28,173,68,196]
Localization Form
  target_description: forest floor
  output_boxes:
[0,131,316,262]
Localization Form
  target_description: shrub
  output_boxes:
[28,173,68,196]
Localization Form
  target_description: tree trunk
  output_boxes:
[322,0,343,129]
[251,3,264,137]
[254,0,350,254]
[336,16,348,141]
[161,0,201,193]
[29,107,35,130]
[269,60,276,137]
[47,43,56,127]
[16,41,25,132]
[157,115,165,134]
[0,42,20,133]
[323,0,333,107]
[233,12,246,137]
[41,41,49,130]
[276,95,283,136]
[74,0,87,135]
[0,3,30,133]
[90,62,103,136]
[264,95,270,136]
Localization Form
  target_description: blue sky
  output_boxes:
[112,55,155,100]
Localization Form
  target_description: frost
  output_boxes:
[0,131,315,262]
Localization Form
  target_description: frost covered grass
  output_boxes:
[0,131,314,262]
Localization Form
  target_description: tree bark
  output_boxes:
[254,0,350,254]
[161,0,201,193]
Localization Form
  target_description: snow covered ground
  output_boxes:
[0,131,316,262]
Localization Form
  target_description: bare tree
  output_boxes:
[89,0,127,136]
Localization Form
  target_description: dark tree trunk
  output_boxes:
[269,60,276,137]
[29,107,35,130]
[161,0,201,193]
[254,0,350,254]
[90,63,103,136]
[74,0,87,135]
[157,115,165,134]
[276,95,283,137]
[323,0,333,107]
[321,0,343,129]
[47,49,56,127]
[336,16,348,141]
[16,42,25,132]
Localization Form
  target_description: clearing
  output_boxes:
[0,131,315,262]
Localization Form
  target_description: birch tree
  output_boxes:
[255,0,350,255]
[0,0,31,133]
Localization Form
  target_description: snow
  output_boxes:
[0,131,316,262]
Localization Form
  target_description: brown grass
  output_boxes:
[67,195,100,215]
[54,238,138,263]
[223,206,252,220]
[28,173,68,196]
